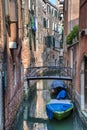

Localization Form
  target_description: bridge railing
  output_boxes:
[25,66,72,79]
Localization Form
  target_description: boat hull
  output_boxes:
[46,99,73,120]
[53,104,73,120]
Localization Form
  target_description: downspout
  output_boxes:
[17,0,22,50]
[70,0,72,30]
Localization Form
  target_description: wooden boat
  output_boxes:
[46,99,73,120]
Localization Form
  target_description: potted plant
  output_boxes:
[66,25,79,45]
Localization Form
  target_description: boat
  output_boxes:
[51,80,66,89]
[46,99,73,120]
[50,80,67,96]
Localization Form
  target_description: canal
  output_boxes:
[14,80,87,130]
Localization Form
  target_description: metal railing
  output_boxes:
[24,65,73,81]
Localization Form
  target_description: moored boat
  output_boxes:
[46,99,73,120]
[50,80,67,96]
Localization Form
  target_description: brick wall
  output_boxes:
[66,0,87,107]
[79,1,87,30]
[64,0,79,35]
[3,0,24,129]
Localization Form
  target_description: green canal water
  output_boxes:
[15,80,87,130]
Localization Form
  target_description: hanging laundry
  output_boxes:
[31,15,36,32]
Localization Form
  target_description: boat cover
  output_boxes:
[56,90,67,99]
[51,80,66,89]
[46,103,72,119]
[49,99,72,104]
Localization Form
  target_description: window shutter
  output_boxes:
[53,37,55,48]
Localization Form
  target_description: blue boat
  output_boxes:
[46,99,73,120]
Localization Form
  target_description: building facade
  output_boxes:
[45,0,63,65]
[76,0,87,118]
[37,0,64,66]
[64,0,87,126]
[0,0,63,129]
[63,0,79,63]
[22,0,64,73]
[0,0,24,130]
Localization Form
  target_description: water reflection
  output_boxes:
[23,121,30,130]
[15,80,87,130]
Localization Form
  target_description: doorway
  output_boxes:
[84,56,87,108]
[81,56,87,109]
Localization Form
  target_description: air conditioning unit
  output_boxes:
[9,42,17,49]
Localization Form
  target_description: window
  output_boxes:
[47,5,51,13]
[45,36,55,48]
[52,8,55,16]
[58,11,61,19]
[47,19,49,28]
[53,37,55,48]
[55,24,57,31]
[43,18,46,28]
[29,31,32,50]
[45,36,51,48]
[52,8,53,15]
[33,32,36,51]
[21,63,24,81]
[52,22,54,30]
[55,10,57,17]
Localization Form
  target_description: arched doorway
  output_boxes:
[81,58,85,110]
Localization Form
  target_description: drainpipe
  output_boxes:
[9,0,17,48]
[70,0,72,30]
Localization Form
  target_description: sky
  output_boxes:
[49,0,56,5]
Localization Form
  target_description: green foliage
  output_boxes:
[73,25,79,38]
[66,25,79,45]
